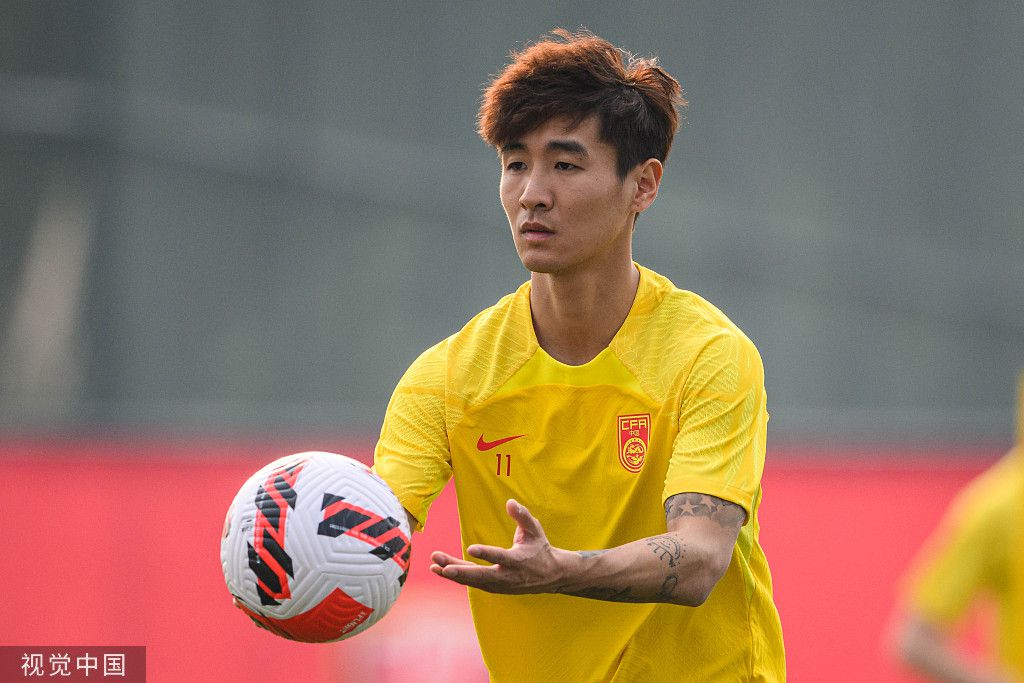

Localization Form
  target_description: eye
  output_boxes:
[504,161,526,172]
[554,161,579,171]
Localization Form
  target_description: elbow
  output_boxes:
[674,553,731,607]
[676,585,713,607]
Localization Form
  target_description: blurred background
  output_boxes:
[1,1,1021,681]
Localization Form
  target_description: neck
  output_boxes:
[529,259,640,366]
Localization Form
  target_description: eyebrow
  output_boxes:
[500,140,589,158]
[548,139,588,157]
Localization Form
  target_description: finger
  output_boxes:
[506,499,544,540]
[436,563,503,589]
[428,561,471,577]
[431,550,455,567]
[430,550,474,567]
[466,543,514,565]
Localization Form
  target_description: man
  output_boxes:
[374,29,785,681]
[893,373,1024,683]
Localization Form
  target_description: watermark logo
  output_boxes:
[1,647,145,681]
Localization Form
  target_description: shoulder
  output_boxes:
[632,265,756,344]
[617,266,763,397]
[402,281,536,401]
[653,268,757,349]
[394,336,449,391]
[910,452,1022,590]
[945,452,1023,531]
[446,282,533,357]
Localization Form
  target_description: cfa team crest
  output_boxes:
[617,413,650,473]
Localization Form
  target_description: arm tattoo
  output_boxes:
[557,585,648,603]
[664,492,746,529]
[558,569,680,604]
[559,538,683,603]
[560,512,728,604]
[654,575,678,601]
[645,534,683,568]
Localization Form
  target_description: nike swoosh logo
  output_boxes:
[476,434,526,451]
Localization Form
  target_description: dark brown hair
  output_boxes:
[478,29,687,178]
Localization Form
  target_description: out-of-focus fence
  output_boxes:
[2,3,1023,442]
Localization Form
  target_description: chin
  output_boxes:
[517,253,562,275]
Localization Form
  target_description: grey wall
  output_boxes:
[1,1,1021,443]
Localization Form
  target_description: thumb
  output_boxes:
[507,499,544,541]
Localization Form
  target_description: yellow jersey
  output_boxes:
[904,448,1024,677]
[374,264,785,682]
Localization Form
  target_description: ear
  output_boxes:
[629,158,663,214]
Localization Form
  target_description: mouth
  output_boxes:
[520,221,555,241]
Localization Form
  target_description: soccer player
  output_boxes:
[892,373,1024,683]
[373,29,785,681]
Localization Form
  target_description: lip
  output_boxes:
[520,221,555,241]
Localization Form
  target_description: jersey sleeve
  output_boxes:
[905,462,1015,626]
[662,329,768,522]
[372,340,453,531]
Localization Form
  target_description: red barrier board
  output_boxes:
[0,438,1003,682]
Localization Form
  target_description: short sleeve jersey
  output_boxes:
[904,449,1024,676]
[374,264,786,682]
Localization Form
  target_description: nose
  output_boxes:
[519,171,552,211]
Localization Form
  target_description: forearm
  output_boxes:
[899,614,1018,683]
[431,498,738,604]
[549,531,726,606]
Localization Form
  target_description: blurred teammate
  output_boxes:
[893,372,1024,683]
[374,29,785,681]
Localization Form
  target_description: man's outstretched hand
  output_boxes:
[430,499,569,594]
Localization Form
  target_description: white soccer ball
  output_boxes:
[220,451,411,643]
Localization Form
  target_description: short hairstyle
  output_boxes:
[478,29,687,179]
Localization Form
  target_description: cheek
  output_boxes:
[597,183,635,220]
[499,181,516,217]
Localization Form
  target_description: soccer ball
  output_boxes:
[220,451,411,643]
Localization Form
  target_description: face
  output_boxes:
[499,116,657,276]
